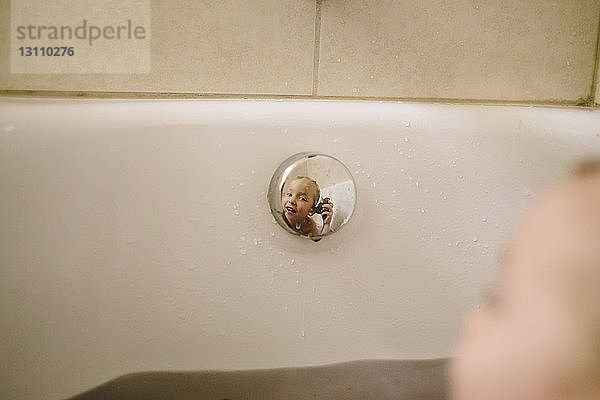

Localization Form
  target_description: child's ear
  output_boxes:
[308,207,316,216]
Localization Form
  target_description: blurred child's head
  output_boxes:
[450,161,600,400]
[281,177,320,226]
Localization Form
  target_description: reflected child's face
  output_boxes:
[282,178,317,226]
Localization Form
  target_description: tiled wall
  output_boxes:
[1,0,599,105]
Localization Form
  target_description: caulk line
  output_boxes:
[0,90,595,109]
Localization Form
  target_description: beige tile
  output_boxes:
[0,0,8,79]
[0,0,315,94]
[318,0,599,101]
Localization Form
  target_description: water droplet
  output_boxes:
[301,330,305,337]
[250,169,255,175]
[352,88,359,94]
[253,238,259,246]
[405,121,411,127]
[482,217,487,222]
[473,237,479,242]
[270,231,275,237]
[291,258,295,265]
[240,249,247,255]
[404,136,409,142]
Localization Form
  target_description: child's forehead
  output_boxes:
[287,178,316,191]
[507,178,600,286]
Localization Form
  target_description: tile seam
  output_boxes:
[311,0,323,96]
[591,8,600,106]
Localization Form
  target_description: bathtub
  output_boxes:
[1,98,599,400]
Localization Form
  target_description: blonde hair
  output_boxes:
[573,159,600,178]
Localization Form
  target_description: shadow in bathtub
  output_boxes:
[65,358,448,400]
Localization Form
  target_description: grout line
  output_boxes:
[312,0,323,96]
[0,90,594,108]
[591,8,600,106]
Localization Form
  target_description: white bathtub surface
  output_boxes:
[1,98,599,400]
